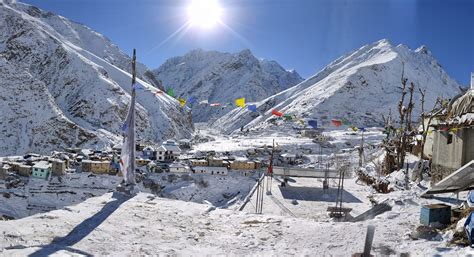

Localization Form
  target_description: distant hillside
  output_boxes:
[0,1,193,155]
[152,49,303,122]
[213,39,462,133]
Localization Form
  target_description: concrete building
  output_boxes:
[192,166,228,175]
[32,161,51,179]
[431,75,474,183]
[81,160,110,174]
[157,140,181,162]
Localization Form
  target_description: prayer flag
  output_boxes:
[350,126,358,132]
[235,98,246,108]
[187,97,196,105]
[179,98,186,107]
[247,104,257,112]
[308,120,318,129]
[166,88,175,97]
[342,119,351,125]
[331,119,342,127]
[210,103,221,107]
[199,100,209,105]
[271,109,283,117]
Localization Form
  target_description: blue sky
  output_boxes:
[23,0,474,85]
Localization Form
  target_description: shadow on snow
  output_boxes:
[279,186,363,203]
[28,192,132,257]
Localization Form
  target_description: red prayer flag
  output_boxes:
[271,109,283,117]
[210,103,221,107]
[331,119,342,127]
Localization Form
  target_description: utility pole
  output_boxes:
[266,139,274,194]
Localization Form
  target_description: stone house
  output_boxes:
[431,74,474,183]
[81,160,110,174]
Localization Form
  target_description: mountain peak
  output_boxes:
[153,49,303,122]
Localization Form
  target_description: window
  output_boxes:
[447,133,453,144]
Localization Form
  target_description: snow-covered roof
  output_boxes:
[82,160,109,164]
[142,146,155,151]
[161,144,181,152]
[169,163,188,168]
[33,161,51,170]
[193,166,228,172]
[449,89,473,119]
[281,153,296,158]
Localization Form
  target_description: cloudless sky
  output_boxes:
[22,0,474,85]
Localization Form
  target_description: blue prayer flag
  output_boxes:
[247,104,257,112]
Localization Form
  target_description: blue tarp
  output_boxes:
[465,211,474,246]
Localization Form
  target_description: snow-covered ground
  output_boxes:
[1,189,472,256]
[1,126,472,255]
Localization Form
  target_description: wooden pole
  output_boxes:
[362,225,375,257]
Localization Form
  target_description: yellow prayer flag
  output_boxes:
[351,126,358,132]
[235,98,246,108]
[178,98,186,107]
[451,128,458,133]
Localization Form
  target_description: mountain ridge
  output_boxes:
[152,48,303,122]
[213,39,462,133]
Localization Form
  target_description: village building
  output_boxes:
[207,157,229,167]
[0,164,11,179]
[430,74,474,183]
[81,160,110,174]
[230,160,256,170]
[18,164,32,177]
[190,159,208,166]
[157,140,181,162]
[192,166,228,175]
[141,146,156,160]
[169,162,190,173]
[178,139,192,149]
[51,159,66,176]
[136,158,151,167]
[280,153,297,165]
[32,161,51,179]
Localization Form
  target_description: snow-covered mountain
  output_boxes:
[0,1,193,155]
[214,39,462,133]
[152,49,303,122]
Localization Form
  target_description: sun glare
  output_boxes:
[187,0,223,29]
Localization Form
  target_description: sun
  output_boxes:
[187,0,223,29]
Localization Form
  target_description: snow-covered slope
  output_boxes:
[152,49,303,122]
[214,39,462,133]
[0,1,193,155]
